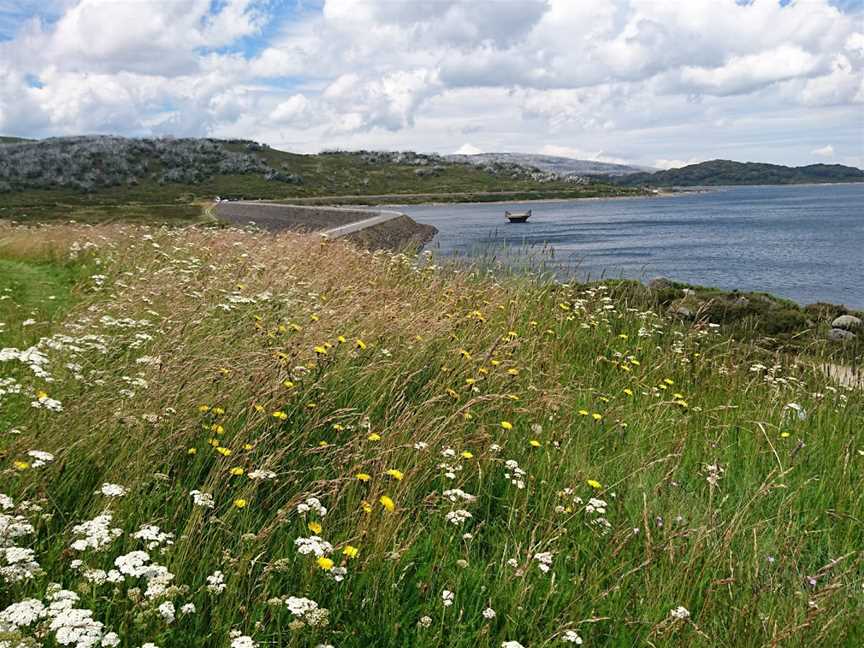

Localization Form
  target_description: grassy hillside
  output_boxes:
[0,223,861,647]
[0,137,640,224]
[614,159,864,187]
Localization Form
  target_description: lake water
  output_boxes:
[398,183,864,308]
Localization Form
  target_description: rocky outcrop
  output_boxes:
[831,315,862,331]
[827,328,856,342]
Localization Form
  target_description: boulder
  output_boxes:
[827,328,856,342]
[831,315,862,331]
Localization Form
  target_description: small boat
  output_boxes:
[505,209,531,223]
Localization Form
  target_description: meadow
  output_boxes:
[0,222,861,648]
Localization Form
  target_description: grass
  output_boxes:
[0,223,861,648]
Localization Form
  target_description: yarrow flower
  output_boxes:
[296,497,327,517]
[97,483,127,498]
[534,551,554,573]
[207,570,226,594]
[669,605,691,620]
[441,589,454,607]
[563,629,583,644]
[294,536,333,557]
[445,510,473,525]
[189,490,215,509]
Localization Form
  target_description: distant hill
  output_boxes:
[0,136,638,222]
[447,152,652,177]
[614,159,864,187]
[0,136,33,144]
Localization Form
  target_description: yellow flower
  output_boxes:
[361,501,373,514]
[587,479,602,489]
[507,368,519,376]
[283,380,295,389]
[529,439,541,447]
[367,433,381,442]
[333,423,345,431]
[230,467,244,476]
[317,556,334,571]
[233,498,247,508]
[618,333,628,340]
[592,413,603,421]
[500,421,513,430]
[780,432,790,438]
[213,407,225,415]
[490,359,501,366]
[343,545,359,558]
[623,388,634,396]
[306,402,317,409]
[13,460,29,470]
[355,473,371,482]
[461,451,473,459]
[385,469,404,481]
[462,411,473,420]
[216,447,232,456]
[253,404,265,413]
[211,424,224,434]
[380,495,395,512]
[446,388,459,399]
[36,390,48,401]
[187,447,197,455]
[664,378,675,385]
[459,349,472,359]
[243,443,253,450]
[198,404,211,413]
[356,339,367,350]
[314,346,327,355]
[337,335,347,344]
[308,521,322,534]
[272,411,287,420]
[208,438,220,447]
[310,314,320,322]
[465,377,476,386]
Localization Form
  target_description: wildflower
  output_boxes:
[297,497,327,517]
[343,545,359,558]
[308,521,322,534]
[206,570,226,594]
[356,339,367,350]
[380,495,395,512]
[587,479,602,489]
[507,368,519,376]
[317,556,334,571]
[189,490,215,508]
[230,467,245,476]
[563,630,583,644]
[13,460,29,470]
[502,642,525,648]
[187,447,197,455]
[441,589,454,607]
[231,636,256,648]
[26,450,54,467]
[233,499,247,509]
[181,603,196,614]
[578,409,589,416]
[623,388,634,396]
[361,501,373,514]
[529,439,541,447]
[385,469,404,481]
[669,606,690,620]
[534,551,554,573]
[158,601,175,623]
[500,421,513,430]
[367,433,382,441]
[272,411,287,420]
[294,536,333,557]
[216,447,232,456]
[70,513,122,552]
[483,607,496,619]
[249,469,276,480]
[592,412,603,421]
[418,615,433,628]
[461,451,473,459]
[355,473,371,482]
[314,346,327,355]
[445,510,473,525]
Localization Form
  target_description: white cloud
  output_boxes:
[0,0,862,167]
[812,144,835,157]
[454,143,482,155]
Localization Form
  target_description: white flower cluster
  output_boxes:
[533,551,554,573]
[206,570,226,594]
[248,469,277,480]
[98,483,127,498]
[294,536,333,557]
[133,524,175,550]
[296,497,327,517]
[189,490,215,508]
[27,450,55,467]
[442,489,476,503]
[70,513,123,552]
[445,509,473,525]
[504,460,526,489]
[441,589,454,607]
[277,596,330,627]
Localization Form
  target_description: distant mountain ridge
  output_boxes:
[446,152,653,177]
[614,159,864,186]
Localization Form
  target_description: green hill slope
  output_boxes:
[613,159,864,186]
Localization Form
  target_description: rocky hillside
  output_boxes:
[614,159,864,186]
[447,152,651,178]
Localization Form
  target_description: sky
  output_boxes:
[0,0,862,169]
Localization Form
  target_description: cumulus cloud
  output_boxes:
[454,143,483,155]
[812,144,835,157]
[0,0,862,166]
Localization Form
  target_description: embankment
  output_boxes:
[214,201,436,250]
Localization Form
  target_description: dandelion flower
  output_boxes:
[592,413,603,421]
[355,339,367,350]
[230,467,244,476]
[187,447,197,455]
[461,451,473,459]
[500,421,513,430]
[355,473,371,482]
[529,439,541,448]
[217,447,232,456]
[316,557,334,571]
[272,411,287,420]
[385,469,404,481]
[361,501,373,514]
[379,495,395,512]
[308,521,322,534]
[367,433,381,442]
[233,499,247,509]
[587,479,602,489]
[578,409,589,416]
[13,461,30,470]
[343,545,359,558]
[314,346,327,355]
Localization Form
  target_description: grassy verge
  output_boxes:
[0,224,861,648]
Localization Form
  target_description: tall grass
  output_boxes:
[0,223,861,648]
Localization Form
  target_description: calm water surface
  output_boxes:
[398,184,864,308]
